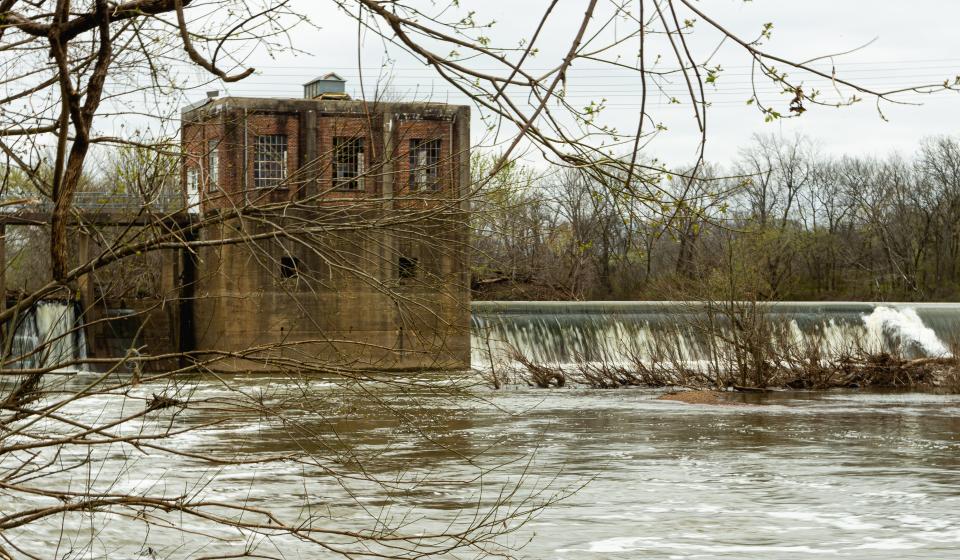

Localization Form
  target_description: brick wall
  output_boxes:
[394,118,454,198]
[184,106,460,210]
[184,111,301,213]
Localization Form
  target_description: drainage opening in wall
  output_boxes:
[280,256,302,279]
[399,256,418,280]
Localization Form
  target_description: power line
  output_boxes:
[218,80,949,99]
[166,57,960,71]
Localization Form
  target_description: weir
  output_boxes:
[6,300,87,371]
[4,299,959,374]
[470,301,960,369]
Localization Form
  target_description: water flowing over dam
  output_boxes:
[470,301,960,369]
[5,300,959,373]
[7,300,87,370]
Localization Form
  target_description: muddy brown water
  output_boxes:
[6,375,960,559]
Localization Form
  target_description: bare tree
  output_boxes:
[2,1,957,558]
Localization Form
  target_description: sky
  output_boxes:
[191,0,960,170]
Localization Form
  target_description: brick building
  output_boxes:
[178,78,471,371]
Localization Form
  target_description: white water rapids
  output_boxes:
[471,301,959,369]
[862,306,951,356]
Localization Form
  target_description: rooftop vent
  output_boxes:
[304,72,350,100]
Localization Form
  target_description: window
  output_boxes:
[398,256,418,280]
[207,139,219,191]
[333,137,364,191]
[254,134,288,188]
[279,256,301,279]
[186,168,200,213]
[187,168,199,193]
[409,139,441,191]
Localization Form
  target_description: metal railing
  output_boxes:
[0,191,185,213]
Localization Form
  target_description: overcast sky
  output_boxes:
[206,0,960,169]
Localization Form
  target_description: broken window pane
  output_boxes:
[408,139,441,191]
[333,137,364,190]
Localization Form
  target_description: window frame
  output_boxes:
[332,136,365,191]
[185,166,201,213]
[186,167,199,191]
[207,139,220,191]
[408,138,441,191]
[253,134,288,189]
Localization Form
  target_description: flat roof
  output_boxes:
[182,96,469,119]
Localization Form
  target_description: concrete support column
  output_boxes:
[382,111,396,283]
[380,111,402,351]
[300,109,318,200]
[77,232,96,309]
[382,111,395,208]
[456,106,471,210]
[455,106,473,356]
[76,231,98,359]
[0,224,5,312]
[177,229,199,369]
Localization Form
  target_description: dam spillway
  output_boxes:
[470,301,960,369]
[4,300,959,374]
[6,300,87,371]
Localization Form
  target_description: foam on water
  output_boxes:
[862,306,951,356]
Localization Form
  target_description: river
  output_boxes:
[6,374,960,559]
[5,301,960,558]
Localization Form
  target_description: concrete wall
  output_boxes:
[190,214,469,371]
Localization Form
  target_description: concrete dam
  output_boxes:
[471,301,960,370]
[7,300,960,373]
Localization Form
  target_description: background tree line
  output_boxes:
[472,133,960,302]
